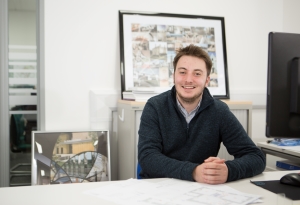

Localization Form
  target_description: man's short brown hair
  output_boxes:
[173,44,212,76]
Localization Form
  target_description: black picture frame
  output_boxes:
[119,10,229,99]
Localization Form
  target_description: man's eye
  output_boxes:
[195,73,201,76]
[179,71,185,74]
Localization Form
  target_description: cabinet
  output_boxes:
[117,100,252,180]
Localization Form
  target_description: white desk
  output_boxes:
[0,170,299,205]
[257,142,300,163]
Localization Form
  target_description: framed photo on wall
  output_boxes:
[119,10,229,99]
[31,130,110,185]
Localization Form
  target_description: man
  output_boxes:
[138,44,266,184]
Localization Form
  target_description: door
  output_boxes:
[0,0,39,187]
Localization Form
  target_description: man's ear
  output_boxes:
[205,76,210,87]
[173,70,176,84]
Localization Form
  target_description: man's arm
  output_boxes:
[220,105,266,182]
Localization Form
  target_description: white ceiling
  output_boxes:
[8,0,36,11]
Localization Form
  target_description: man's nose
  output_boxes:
[185,73,193,82]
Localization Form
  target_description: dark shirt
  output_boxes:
[138,86,266,182]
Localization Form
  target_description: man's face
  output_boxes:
[174,55,210,104]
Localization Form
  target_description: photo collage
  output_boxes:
[131,23,218,89]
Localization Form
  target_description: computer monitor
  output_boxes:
[266,32,300,138]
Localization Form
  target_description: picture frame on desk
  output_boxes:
[31,130,111,185]
[119,10,230,99]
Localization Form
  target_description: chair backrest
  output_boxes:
[10,113,31,152]
[137,163,142,179]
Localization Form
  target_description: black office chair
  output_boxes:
[137,163,142,179]
[10,114,31,152]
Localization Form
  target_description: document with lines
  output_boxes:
[84,178,261,205]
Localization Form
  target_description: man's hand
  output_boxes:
[193,157,228,184]
[204,157,225,164]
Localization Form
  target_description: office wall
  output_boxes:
[43,0,284,129]
[43,0,300,171]
[283,0,300,33]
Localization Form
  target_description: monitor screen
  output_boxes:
[266,32,300,138]
[31,130,110,185]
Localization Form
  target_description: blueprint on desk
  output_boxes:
[84,178,261,205]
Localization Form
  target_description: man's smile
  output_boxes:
[182,86,195,89]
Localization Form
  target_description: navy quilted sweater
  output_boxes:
[138,86,266,182]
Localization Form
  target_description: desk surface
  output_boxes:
[0,170,299,205]
[257,142,300,164]
[257,142,300,157]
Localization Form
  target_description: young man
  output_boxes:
[138,44,266,184]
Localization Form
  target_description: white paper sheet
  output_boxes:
[83,178,261,205]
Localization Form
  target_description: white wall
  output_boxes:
[283,0,300,33]
[43,0,300,172]
[43,0,284,130]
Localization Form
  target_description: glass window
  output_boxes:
[8,0,37,186]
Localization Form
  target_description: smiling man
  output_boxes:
[138,44,266,184]
[174,55,209,112]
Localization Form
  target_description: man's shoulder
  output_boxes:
[202,88,228,110]
[205,98,229,112]
[213,99,228,107]
[148,89,172,104]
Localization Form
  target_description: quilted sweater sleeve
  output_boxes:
[219,104,266,182]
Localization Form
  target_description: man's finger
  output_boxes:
[204,157,225,163]
[204,157,220,161]
[204,162,224,169]
[203,177,224,184]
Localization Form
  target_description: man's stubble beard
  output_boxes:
[176,89,203,105]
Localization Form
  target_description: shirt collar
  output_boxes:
[176,96,202,115]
